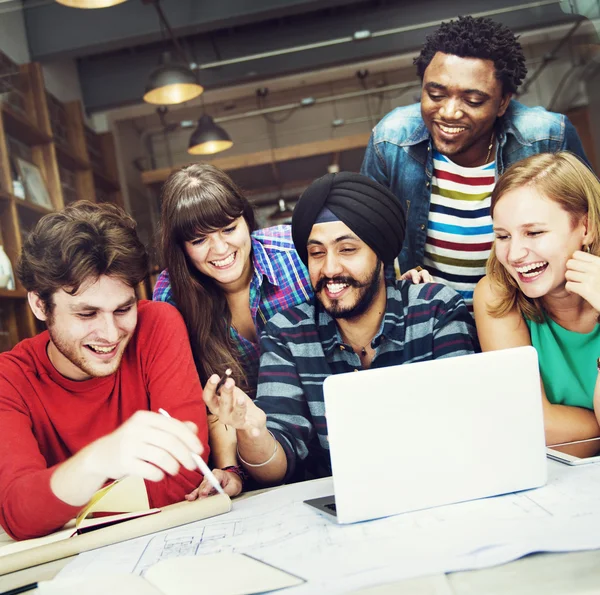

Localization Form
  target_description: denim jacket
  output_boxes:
[360,100,590,273]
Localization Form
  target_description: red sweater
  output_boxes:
[0,300,209,540]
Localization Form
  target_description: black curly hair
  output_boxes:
[414,16,527,95]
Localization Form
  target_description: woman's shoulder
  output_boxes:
[252,225,293,246]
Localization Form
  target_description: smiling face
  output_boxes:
[421,52,511,167]
[493,186,590,300]
[29,275,138,381]
[307,221,384,319]
[184,217,252,292]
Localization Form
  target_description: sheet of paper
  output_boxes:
[38,574,162,595]
[144,553,304,595]
[58,463,600,595]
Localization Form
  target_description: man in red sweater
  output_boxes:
[0,201,209,540]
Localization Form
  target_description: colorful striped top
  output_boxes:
[423,150,496,306]
[153,225,313,390]
[255,280,477,481]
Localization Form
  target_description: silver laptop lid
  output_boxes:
[323,346,547,524]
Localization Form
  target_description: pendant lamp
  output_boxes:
[187,114,233,155]
[143,52,203,106]
[56,0,128,7]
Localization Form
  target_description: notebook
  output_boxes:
[305,346,547,524]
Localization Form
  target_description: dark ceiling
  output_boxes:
[22,0,585,113]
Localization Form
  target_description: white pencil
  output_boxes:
[157,408,226,496]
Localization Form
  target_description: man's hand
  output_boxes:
[185,468,243,501]
[400,267,433,284]
[203,374,266,437]
[87,410,202,482]
[51,410,204,507]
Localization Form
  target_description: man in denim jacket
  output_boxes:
[361,16,589,305]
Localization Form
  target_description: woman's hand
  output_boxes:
[185,468,243,500]
[203,374,266,437]
[400,267,433,284]
[565,250,600,311]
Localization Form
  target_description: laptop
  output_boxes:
[305,346,547,524]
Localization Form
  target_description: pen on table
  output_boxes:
[0,582,38,595]
[157,408,226,496]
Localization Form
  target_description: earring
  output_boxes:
[583,244,591,253]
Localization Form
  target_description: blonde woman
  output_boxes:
[473,152,600,453]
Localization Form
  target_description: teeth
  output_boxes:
[87,344,116,353]
[327,282,348,294]
[439,124,466,134]
[211,253,235,268]
[515,262,547,274]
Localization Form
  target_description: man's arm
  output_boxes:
[141,302,210,506]
[430,285,479,358]
[562,117,592,169]
[360,133,389,188]
[0,391,202,540]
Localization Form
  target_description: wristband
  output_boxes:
[222,465,248,490]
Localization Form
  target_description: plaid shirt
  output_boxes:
[255,280,478,481]
[153,226,313,388]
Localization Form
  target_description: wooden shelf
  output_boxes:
[1,104,51,146]
[0,53,124,349]
[55,143,90,171]
[0,288,26,299]
[14,198,53,216]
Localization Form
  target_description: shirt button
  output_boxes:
[420,224,426,230]
[426,181,430,188]
[340,345,345,351]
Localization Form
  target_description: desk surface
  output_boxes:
[2,487,600,595]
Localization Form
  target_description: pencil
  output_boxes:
[157,408,226,496]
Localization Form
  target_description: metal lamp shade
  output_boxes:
[56,0,128,7]
[143,59,203,106]
[188,115,233,155]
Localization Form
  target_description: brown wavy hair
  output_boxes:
[17,200,148,313]
[487,152,600,322]
[159,163,256,391]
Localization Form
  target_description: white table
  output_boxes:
[2,486,600,595]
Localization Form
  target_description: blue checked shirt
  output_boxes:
[153,225,313,389]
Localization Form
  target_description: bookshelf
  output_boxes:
[0,51,123,350]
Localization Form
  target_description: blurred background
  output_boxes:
[0,0,598,347]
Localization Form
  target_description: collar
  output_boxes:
[251,234,279,287]
[318,281,405,357]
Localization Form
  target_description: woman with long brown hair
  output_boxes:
[154,163,312,497]
[473,152,600,455]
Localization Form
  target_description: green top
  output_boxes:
[525,316,600,409]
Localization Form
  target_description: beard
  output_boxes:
[316,259,383,320]
[46,315,128,380]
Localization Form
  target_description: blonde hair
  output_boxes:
[487,152,600,322]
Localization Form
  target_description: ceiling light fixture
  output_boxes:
[187,114,233,155]
[56,0,128,7]
[143,51,203,105]
[142,0,203,106]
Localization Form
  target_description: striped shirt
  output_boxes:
[424,150,496,306]
[153,226,313,389]
[256,280,477,481]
